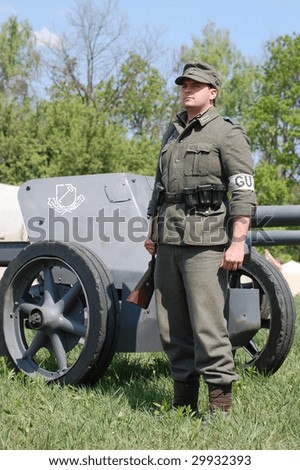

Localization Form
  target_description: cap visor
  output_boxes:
[175,73,211,86]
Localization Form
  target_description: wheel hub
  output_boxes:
[28,308,43,329]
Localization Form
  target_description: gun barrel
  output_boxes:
[252,205,300,227]
[249,205,300,246]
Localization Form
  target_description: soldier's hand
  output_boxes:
[144,239,157,256]
[220,243,244,271]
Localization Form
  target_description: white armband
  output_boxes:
[228,174,254,191]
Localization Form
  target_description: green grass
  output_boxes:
[1,296,300,450]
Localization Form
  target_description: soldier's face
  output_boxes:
[180,78,217,117]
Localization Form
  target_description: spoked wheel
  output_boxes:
[0,241,120,385]
[230,249,296,375]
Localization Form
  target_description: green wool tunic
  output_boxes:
[148,106,257,246]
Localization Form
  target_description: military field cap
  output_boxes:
[175,61,220,89]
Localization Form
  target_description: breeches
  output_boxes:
[154,244,239,385]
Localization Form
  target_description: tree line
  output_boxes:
[0,0,299,258]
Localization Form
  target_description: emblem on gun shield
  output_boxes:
[48,183,85,214]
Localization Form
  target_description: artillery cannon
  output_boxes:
[0,173,297,385]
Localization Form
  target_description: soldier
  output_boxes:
[145,61,257,416]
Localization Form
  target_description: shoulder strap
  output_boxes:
[223,116,235,125]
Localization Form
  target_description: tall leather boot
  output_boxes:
[173,380,199,413]
[208,383,232,415]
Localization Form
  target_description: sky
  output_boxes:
[0,0,299,63]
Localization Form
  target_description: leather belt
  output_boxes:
[164,193,185,203]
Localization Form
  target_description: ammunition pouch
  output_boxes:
[163,184,226,211]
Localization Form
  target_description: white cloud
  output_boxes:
[34,28,61,48]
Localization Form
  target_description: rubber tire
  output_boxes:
[0,241,120,385]
[232,249,296,374]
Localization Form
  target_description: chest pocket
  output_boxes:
[184,142,213,176]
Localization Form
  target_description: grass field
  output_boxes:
[0,296,299,450]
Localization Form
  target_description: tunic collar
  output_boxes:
[176,107,220,128]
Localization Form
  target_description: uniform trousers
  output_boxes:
[154,243,239,385]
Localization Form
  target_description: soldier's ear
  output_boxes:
[209,87,217,101]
